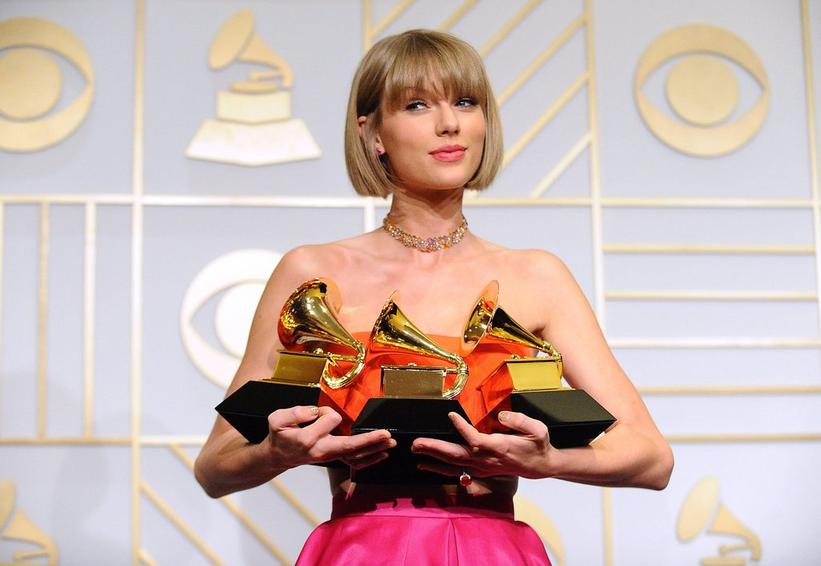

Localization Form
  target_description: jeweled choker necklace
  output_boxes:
[382,214,468,253]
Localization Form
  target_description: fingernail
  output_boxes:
[498,411,510,422]
[308,406,319,415]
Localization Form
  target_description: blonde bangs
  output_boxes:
[381,36,488,110]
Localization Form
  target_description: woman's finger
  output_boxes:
[316,430,394,461]
[346,451,389,470]
[411,438,472,465]
[448,412,485,448]
[267,406,320,432]
[497,411,549,438]
[297,408,344,446]
[341,436,397,460]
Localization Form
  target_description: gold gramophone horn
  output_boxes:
[369,292,469,399]
[278,278,365,389]
[462,280,563,369]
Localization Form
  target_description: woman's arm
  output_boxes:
[194,247,395,498]
[413,251,673,490]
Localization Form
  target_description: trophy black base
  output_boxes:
[216,380,321,444]
[216,380,347,469]
[351,397,470,484]
[509,389,616,448]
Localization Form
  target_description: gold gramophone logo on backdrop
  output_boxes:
[677,476,762,565]
[186,9,321,166]
[0,480,58,565]
[634,24,769,157]
[180,249,282,388]
[0,17,94,152]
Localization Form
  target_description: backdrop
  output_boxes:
[1,1,820,564]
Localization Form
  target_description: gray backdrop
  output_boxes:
[1,1,820,564]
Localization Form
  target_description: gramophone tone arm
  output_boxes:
[321,341,367,389]
[441,358,469,399]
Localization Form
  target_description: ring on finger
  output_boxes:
[459,470,472,487]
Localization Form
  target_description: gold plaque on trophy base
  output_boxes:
[381,365,446,398]
[271,350,330,386]
[504,358,562,391]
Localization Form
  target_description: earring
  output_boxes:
[374,147,384,157]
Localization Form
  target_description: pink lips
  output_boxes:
[429,145,466,162]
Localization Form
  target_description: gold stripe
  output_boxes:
[83,203,96,437]
[529,133,591,197]
[606,290,817,302]
[370,0,415,39]
[0,195,135,205]
[140,481,223,565]
[602,488,613,566]
[667,434,821,443]
[603,243,815,255]
[466,197,593,207]
[601,196,812,209]
[496,14,586,105]
[640,386,821,395]
[37,204,49,438]
[588,10,611,563]
[801,0,821,346]
[0,202,3,434]
[270,478,321,527]
[219,493,293,565]
[142,195,368,207]
[0,437,131,445]
[167,445,293,565]
[436,0,478,32]
[362,0,371,51]
[479,0,541,57]
[585,0,606,329]
[611,338,820,349]
[502,73,588,167]
[138,549,157,566]
[0,194,812,209]
[141,435,208,446]
[132,2,145,564]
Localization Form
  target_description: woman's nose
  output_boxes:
[436,103,460,135]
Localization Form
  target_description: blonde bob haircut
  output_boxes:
[345,29,503,198]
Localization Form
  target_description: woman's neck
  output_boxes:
[386,187,465,237]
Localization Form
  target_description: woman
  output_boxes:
[195,29,673,565]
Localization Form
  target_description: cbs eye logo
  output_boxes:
[0,17,94,152]
[180,249,281,388]
[634,24,769,157]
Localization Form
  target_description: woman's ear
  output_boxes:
[358,115,385,156]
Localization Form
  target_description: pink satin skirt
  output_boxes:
[296,490,551,565]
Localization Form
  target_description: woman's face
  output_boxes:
[373,87,486,193]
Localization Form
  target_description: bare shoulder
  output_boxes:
[489,247,575,284]
[272,238,366,281]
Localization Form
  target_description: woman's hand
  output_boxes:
[261,405,396,470]
[411,411,555,480]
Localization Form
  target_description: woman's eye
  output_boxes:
[405,100,427,111]
[455,97,477,108]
